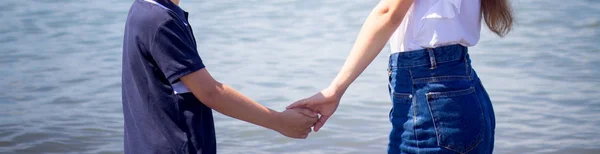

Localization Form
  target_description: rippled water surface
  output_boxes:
[0,0,599,153]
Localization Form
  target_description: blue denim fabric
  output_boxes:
[387,45,495,154]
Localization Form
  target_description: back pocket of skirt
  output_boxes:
[426,87,484,153]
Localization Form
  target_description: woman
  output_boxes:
[287,0,512,153]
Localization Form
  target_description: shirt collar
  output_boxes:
[142,0,188,21]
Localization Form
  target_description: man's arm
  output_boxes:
[181,68,317,138]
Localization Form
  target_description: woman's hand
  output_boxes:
[286,87,341,132]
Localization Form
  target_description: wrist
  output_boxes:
[326,85,345,99]
[268,110,284,132]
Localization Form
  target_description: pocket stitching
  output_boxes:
[392,92,413,99]
[427,87,475,98]
[426,87,484,153]
[414,76,472,84]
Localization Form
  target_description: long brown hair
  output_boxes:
[481,0,514,37]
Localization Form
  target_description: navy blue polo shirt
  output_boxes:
[122,0,216,153]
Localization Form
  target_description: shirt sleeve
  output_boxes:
[150,18,205,84]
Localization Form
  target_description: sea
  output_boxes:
[0,0,599,153]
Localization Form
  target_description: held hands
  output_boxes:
[286,87,341,132]
[274,108,318,139]
[274,87,341,138]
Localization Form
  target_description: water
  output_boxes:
[0,0,598,153]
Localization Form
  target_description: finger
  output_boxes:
[295,108,319,118]
[286,99,310,109]
[306,115,319,125]
[300,134,308,139]
[313,115,330,132]
[288,133,303,139]
[301,131,310,139]
[292,126,312,137]
[304,127,312,134]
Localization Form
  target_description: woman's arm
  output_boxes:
[287,0,414,132]
[329,0,413,95]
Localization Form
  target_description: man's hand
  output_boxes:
[274,108,319,139]
[286,87,341,132]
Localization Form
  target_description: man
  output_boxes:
[122,0,318,153]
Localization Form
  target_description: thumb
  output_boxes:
[313,115,330,132]
[286,98,311,110]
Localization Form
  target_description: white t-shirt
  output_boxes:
[389,0,481,53]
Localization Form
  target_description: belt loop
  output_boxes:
[427,48,437,69]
